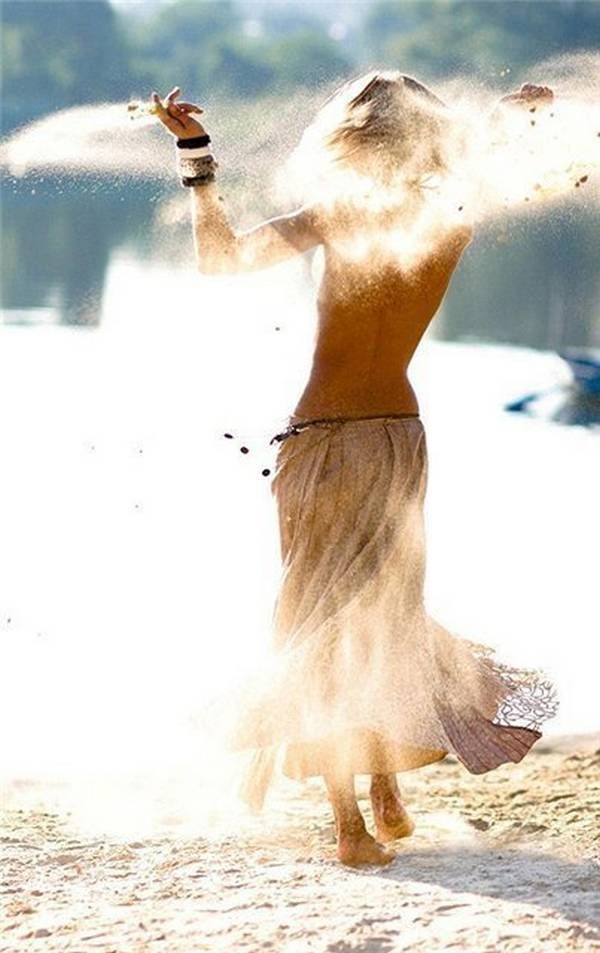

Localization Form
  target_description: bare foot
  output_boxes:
[337,830,396,867]
[371,774,415,842]
[374,804,415,843]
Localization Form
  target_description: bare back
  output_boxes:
[293,206,473,420]
[188,177,472,420]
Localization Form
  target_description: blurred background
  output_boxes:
[1,0,599,343]
[0,1,598,776]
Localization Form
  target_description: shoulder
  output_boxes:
[269,203,325,248]
[276,203,324,232]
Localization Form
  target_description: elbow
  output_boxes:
[195,238,242,275]
[195,258,233,276]
[196,257,220,276]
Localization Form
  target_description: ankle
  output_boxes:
[370,773,388,796]
[370,774,400,799]
[337,811,367,840]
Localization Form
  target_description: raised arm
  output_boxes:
[151,86,321,274]
[189,183,321,274]
[485,82,554,137]
[491,82,553,117]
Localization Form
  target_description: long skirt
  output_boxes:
[233,415,557,808]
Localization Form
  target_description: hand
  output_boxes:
[499,83,554,109]
[151,86,207,139]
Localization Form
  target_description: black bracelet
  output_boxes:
[176,134,211,149]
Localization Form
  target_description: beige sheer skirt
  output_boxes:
[233,416,557,808]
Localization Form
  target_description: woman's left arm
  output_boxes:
[189,182,321,275]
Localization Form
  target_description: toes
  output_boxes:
[338,834,397,866]
[374,845,396,865]
[376,822,414,843]
[375,808,415,842]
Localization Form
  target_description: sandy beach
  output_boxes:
[2,734,599,953]
[3,7,600,952]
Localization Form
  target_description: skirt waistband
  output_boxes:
[270,412,421,445]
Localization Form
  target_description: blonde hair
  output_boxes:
[282,70,454,208]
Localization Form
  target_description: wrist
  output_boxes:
[175,135,218,188]
[176,133,211,149]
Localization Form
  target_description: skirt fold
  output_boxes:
[233,416,557,805]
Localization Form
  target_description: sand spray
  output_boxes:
[0,52,598,835]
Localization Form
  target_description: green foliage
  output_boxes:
[262,30,350,89]
[126,3,350,99]
[1,0,130,104]
[0,0,350,126]
[201,39,277,98]
[364,1,600,83]
[126,0,238,94]
[2,0,599,132]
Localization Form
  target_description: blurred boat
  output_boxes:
[505,348,600,427]
[558,348,600,395]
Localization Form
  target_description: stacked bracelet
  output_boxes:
[175,134,218,188]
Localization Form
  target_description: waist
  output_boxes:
[271,412,421,444]
[294,370,419,422]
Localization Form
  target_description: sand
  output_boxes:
[1,734,599,953]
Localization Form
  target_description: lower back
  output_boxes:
[293,242,465,419]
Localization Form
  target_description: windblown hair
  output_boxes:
[282,70,455,207]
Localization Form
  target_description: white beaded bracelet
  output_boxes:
[175,135,218,187]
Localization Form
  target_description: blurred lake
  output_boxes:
[2,174,600,350]
[0,172,598,778]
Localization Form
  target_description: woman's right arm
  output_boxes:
[152,87,322,274]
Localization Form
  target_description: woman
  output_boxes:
[152,72,557,867]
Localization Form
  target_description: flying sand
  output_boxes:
[145,71,580,867]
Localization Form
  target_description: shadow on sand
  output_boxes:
[361,843,600,930]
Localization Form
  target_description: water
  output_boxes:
[1,79,599,792]
[0,244,598,787]
[2,57,600,341]
[2,176,600,349]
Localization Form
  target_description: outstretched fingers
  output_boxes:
[151,90,185,132]
[164,88,204,124]
[173,101,204,114]
[150,87,206,137]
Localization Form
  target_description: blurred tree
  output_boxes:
[442,210,600,350]
[123,0,237,95]
[364,1,600,82]
[1,0,350,128]
[258,7,323,37]
[3,0,598,130]
[124,0,349,99]
[1,183,152,326]
[262,29,350,89]
[1,0,131,111]
[202,39,277,97]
